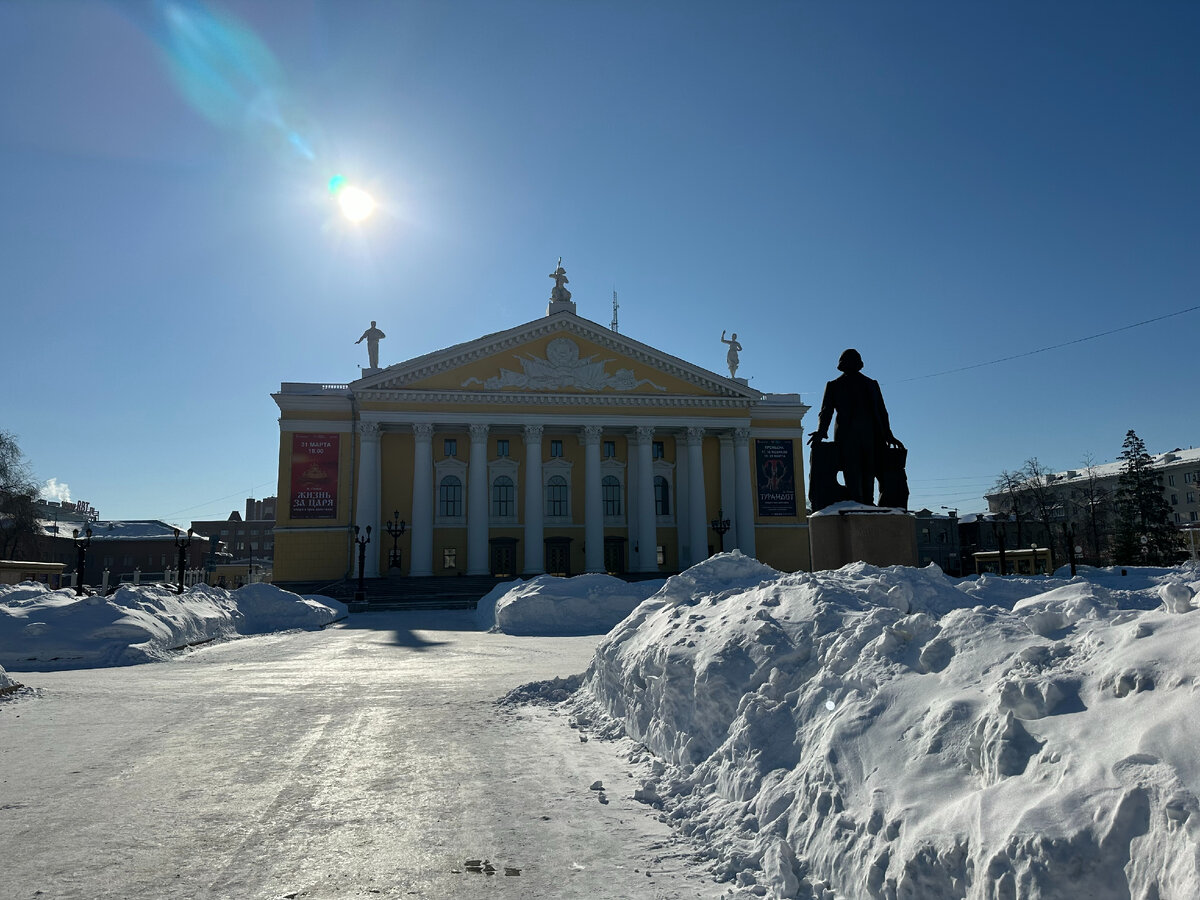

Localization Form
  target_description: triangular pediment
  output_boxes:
[352,313,760,401]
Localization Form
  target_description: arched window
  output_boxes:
[545,475,569,517]
[439,475,462,518]
[654,475,670,516]
[492,476,514,518]
[603,475,622,517]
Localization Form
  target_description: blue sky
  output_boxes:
[3,0,1198,524]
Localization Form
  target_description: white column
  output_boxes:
[410,423,434,576]
[686,426,708,566]
[734,428,756,558]
[719,432,737,552]
[356,421,383,577]
[582,425,604,573]
[634,426,657,572]
[675,435,690,565]
[467,424,490,575]
[523,424,545,575]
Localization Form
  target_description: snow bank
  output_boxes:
[0,662,16,694]
[568,553,1200,899]
[0,581,347,671]
[481,573,665,636]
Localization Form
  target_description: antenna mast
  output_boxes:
[611,289,619,332]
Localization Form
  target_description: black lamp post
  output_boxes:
[173,527,193,594]
[993,514,1008,576]
[385,511,407,570]
[710,508,731,554]
[72,526,92,596]
[1061,522,1079,577]
[353,525,372,603]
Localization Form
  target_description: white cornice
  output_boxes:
[351,313,763,400]
[357,388,752,408]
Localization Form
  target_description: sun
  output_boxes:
[337,185,376,222]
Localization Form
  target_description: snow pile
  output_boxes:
[0,582,347,670]
[0,662,16,694]
[480,573,666,636]
[569,552,1200,899]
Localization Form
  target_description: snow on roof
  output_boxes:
[77,521,210,541]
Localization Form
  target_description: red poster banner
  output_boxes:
[289,433,339,519]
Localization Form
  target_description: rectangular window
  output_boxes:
[1191,512,1198,522]
[496,439,509,457]
[443,548,457,569]
[1188,492,1196,504]
[1172,494,1179,505]
[653,441,664,459]
[1175,513,1182,524]
[603,440,616,459]
[657,545,665,565]
[103,556,113,568]
[1169,475,1176,486]
[444,438,457,457]
[550,439,564,458]
[123,555,134,567]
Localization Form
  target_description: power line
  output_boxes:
[159,479,277,521]
[894,303,1200,384]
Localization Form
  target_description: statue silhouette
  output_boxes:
[807,349,905,508]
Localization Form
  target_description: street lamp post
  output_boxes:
[1030,542,1039,575]
[72,526,92,596]
[710,508,731,554]
[353,525,372,604]
[173,527,193,594]
[1061,522,1079,577]
[993,514,1008,576]
[385,511,407,570]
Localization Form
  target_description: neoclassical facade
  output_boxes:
[271,286,811,581]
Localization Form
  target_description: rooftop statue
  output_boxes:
[549,257,572,303]
[720,330,742,378]
[356,320,386,370]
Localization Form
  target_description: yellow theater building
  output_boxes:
[271,269,811,582]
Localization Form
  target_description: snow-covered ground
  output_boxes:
[0,581,346,670]
[501,554,1200,899]
[9,559,1200,898]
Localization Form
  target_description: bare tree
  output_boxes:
[0,432,41,559]
[990,469,1029,547]
[1071,453,1112,565]
[1021,457,1063,567]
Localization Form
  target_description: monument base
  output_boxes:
[809,508,918,571]
[361,367,382,377]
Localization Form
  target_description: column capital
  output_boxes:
[634,425,655,444]
[413,423,434,441]
[733,427,751,445]
[685,426,706,444]
[523,424,544,445]
[581,425,604,445]
[357,421,381,439]
[469,423,489,442]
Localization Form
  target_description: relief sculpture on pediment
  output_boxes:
[461,337,666,392]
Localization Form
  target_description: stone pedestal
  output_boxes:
[809,509,918,571]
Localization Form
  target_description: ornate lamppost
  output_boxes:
[710,508,731,554]
[385,511,407,570]
[173,527,193,595]
[72,526,92,596]
[353,525,372,604]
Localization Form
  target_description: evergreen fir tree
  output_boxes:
[1112,430,1183,565]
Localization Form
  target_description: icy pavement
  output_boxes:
[0,610,718,900]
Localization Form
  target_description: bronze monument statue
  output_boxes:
[807,349,907,510]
